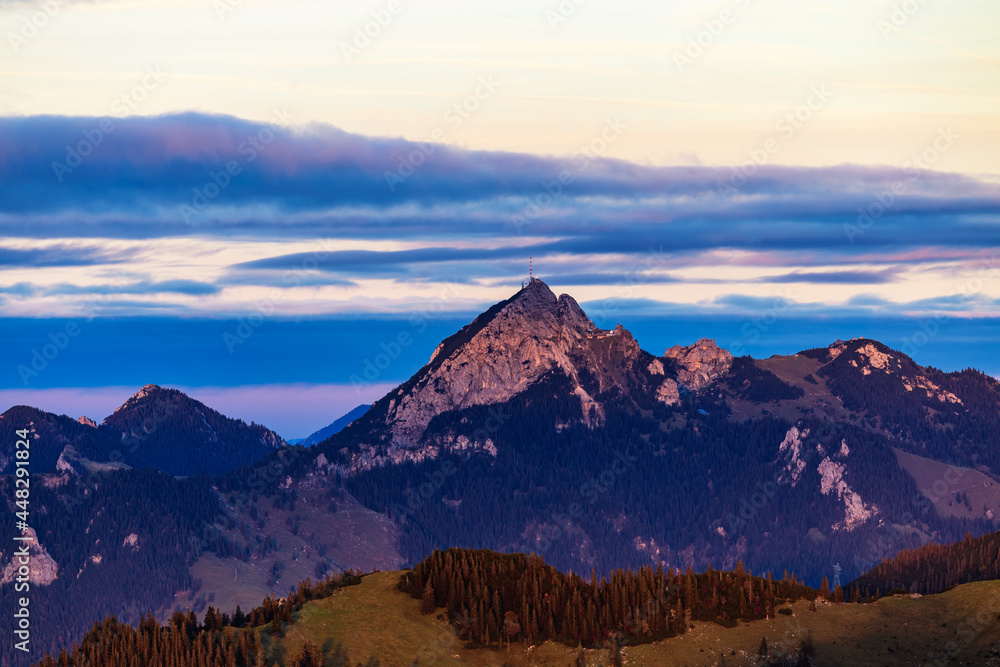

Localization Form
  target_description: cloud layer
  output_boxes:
[0,112,997,330]
[2,114,998,247]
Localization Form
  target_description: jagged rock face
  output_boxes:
[776,426,877,532]
[655,378,680,406]
[77,416,97,428]
[383,280,606,446]
[56,445,81,475]
[662,338,733,391]
[821,338,961,402]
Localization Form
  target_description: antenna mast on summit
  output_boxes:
[529,256,533,282]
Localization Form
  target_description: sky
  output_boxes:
[1,0,998,437]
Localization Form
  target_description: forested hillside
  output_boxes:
[401,548,815,648]
[850,529,1000,597]
[0,470,242,657]
[32,572,364,667]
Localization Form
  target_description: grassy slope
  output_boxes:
[893,447,1000,521]
[730,355,849,424]
[278,571,1000,667]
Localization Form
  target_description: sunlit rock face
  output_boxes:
[383,279,626,447]
[663,338,733,391]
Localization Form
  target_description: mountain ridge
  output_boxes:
[300,404,371,447]
[4,280,1000,660]
[1,384,287,477]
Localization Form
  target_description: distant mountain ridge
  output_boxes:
[300,404,370,446]
[319,279,696,472]
[0,384,286,477]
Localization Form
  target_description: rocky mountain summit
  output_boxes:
[0,527,58,586]
[382,279,601,446]
[329,279,672,470]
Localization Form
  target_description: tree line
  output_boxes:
[399,548,816,648]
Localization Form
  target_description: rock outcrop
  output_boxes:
[662,338,733,391]
[55,445,82,475]
[0,527,59,586]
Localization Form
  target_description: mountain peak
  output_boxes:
[504,279,592,332]
[366,281,616,451]
[102,384,286,475]
[516,277,556,302]
[108,384,174,419]
[131,383,169,402]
